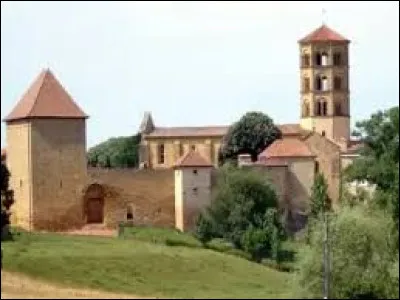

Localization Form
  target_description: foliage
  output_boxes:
[2,231,293,299]
[1,161,14,241]
[219,111,281,163]
[344,106,399,223]
[310,173,331,219]
[294,205,399,299]
[87,134,141,168]
[194,213,214,245]
[195,166,286,262]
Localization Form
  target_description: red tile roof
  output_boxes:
[299,24,349,43]
[4,69,88,122]
[146,123,301,138]
[259,138,315,158]
[174,150,213,168]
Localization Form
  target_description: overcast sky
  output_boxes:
[1,1,399,148]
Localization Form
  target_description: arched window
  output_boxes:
[334,76,342,90]
[302,54,310,67]
[315,99,328,116]
[333,52,342,66]
[315,75,329,91]
[315,52,329,66]
[321,52,329,66]
[127,206,133,221]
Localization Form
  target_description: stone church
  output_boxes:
[2,24,362,233]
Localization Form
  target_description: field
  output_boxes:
[1,228,295,299]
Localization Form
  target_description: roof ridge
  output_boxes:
[26,69,48,118]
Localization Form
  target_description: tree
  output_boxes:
[344,106,399,223]
[87,134,141,168]
[195,165,285,262]
[310,173,331,219]
[219,112,281,163]
[294,206,399,299]
[1,161,14,241]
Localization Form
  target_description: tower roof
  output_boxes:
[299,24,349,44]
[3,69,88,122]
[174,150,213,168]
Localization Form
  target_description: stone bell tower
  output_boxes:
[298,24,351,143]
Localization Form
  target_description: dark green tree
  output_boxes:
[1,161,14,241]
[220,112,281,163]
[87,134,141,168]
[310,173,331,219]
[195,165,285,262]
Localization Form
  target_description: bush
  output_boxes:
[294,205,399,299]
[195,166,286,263]
[194,213,214,245]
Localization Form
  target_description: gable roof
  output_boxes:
[145,123,301,138]
[259,138,315,158]
[299,24,349,44]
[4,69,88,122]
[174,150,213,168]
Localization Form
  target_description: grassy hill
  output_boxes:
[2,229,294,299]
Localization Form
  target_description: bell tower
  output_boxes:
[298,24,351,143]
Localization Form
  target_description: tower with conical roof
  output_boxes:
[298,24,351,143]
[3,69,88,231]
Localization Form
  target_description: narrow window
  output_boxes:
[334,76,342,90]
[127,206,133,221]
[322,131,326,137]
[333,53,341,66]
[314,161,320,174]
[191,145,196,151]
[192,187,198,195]
[158,144,165,164]
[179,144,184,157]
[193,169,198,175]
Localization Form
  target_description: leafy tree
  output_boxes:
[1,161,14,242]
[87,134,141,168]
[310,173,331,218]
[220,112,281,163]
[194,213,213,245]
[294,206,399,299]
[195,165,285,262]
[344,106,399,225]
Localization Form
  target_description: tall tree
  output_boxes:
[310,173,331,219]
[219,112,281,163]
[344,106,399,222]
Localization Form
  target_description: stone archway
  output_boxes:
[84,183,105,224]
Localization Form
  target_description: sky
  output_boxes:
[1,1,399,149]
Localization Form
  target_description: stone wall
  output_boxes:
[87,168,175,229]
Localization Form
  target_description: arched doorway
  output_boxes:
[84,184,105,224]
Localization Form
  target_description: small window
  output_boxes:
[158,144,165,164]
[192,187,198,195]
[193,169,198,175]
[334,77,342,90]
[333,53,341,66]
[191,145,196,150]
[179,144,184,157]
[127,206,133,221]
[60,180,63,188]
[314,161,320,174]
[322,131,326,137]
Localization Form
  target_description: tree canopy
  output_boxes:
[87,134,141,168]
[219,112,281,163]
[194,165,286,262]
[344,106,399,222]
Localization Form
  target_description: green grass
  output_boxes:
[2,230,294,299]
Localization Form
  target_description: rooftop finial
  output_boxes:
[322,8,327,25]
